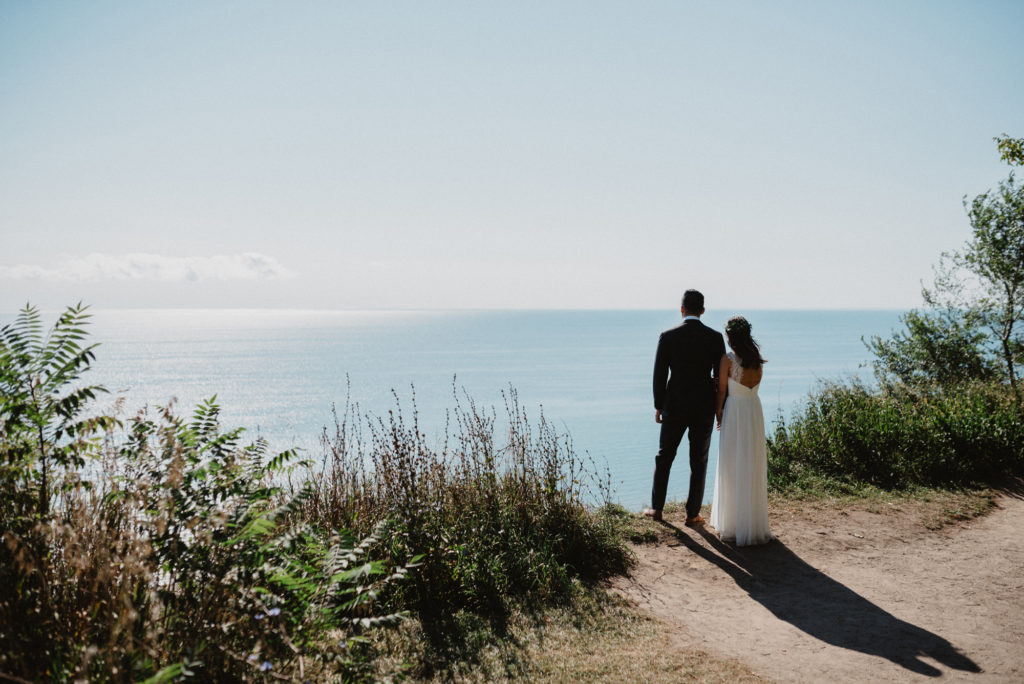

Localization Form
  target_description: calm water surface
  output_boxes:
[6,308,904,510]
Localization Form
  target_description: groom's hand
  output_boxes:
[655,410,663,424]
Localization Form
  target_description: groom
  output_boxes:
[645,289,725,525]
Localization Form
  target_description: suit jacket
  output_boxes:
[653,318,726,421]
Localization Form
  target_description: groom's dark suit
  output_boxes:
[652,317,725,518]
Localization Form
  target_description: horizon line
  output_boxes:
[1,305,911,315]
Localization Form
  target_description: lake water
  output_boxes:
[4,308,904,510]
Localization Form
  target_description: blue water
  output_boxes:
[5,308,904,510]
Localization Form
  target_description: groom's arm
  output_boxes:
[653,333,669,417]
[715,354,730,429]
[711,332,726,384]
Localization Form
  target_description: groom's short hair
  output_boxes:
[682,289,704,312]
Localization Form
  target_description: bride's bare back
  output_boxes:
[715,352,761,428]
[721,353,762,389]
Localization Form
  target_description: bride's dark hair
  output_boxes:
[725,316,766,369]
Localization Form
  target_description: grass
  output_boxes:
[300,386,633,670]
[763,486,1001,534]
[374,587,763,683]
[623,485,1002,554]
[914,488,999,530]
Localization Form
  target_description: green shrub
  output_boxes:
[304,387,632,664]
[865,308,998,386]
[1,305,415,682]
[2,305,630,679]
[769,379,1024,491]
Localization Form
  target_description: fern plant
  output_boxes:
[241,515,421,680]
[1,305,419,682]
[0,302,115,517]
[0,304,122,678]
[118,396,419,681]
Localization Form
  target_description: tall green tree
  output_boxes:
[869,138,1024,393]
[995,134,1024,166]
[953,169,1024,391]
[866,307,997,386]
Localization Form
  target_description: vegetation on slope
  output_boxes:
[0,304,629,682]
[769,138,1024,495]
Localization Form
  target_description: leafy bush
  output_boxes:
[865,308,998,387]
[785,142,1024,494]
[1,303,118,677]
[0,305,416,682]
[2,305,630,679]
[304,387,631,666]
[768,379,1024,491]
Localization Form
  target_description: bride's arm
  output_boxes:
[715,354,729,429]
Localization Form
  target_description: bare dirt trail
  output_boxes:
[612,492,1024,682]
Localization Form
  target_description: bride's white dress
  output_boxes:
[710,353,772,546]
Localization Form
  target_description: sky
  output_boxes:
[1,1,1022,312]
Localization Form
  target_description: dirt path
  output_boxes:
[612,492,1024,682]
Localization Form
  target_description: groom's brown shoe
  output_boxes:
[685,515,706,527]
[643,508,663,522]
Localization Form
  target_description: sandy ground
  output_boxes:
[612,491,1024,683]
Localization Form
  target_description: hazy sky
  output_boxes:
[2,1,1022,312]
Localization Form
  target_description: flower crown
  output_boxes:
[726,317,751,336]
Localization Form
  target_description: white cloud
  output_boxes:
[0,252,296,282]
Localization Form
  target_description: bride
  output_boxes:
[710,316,773,546]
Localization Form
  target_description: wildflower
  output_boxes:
[267,607,281,617]
[260,661,273,672]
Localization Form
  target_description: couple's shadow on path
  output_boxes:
[658,520,982,678]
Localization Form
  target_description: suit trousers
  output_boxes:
[651,411,714,518]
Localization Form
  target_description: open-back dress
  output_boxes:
[710,352,773,546]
